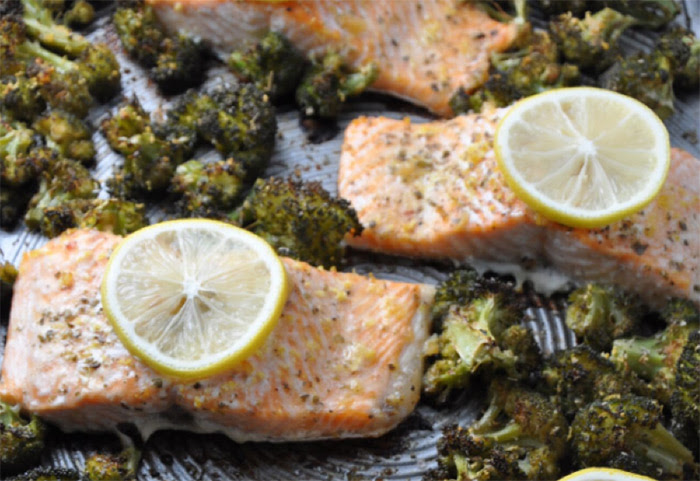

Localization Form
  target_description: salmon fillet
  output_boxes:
[0,229,433,441]
[147,0,520,116]
[338,112,700,306]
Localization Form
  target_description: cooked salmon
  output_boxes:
[147,0,521,116]
[0,229,434,441]
[338,112,700,306]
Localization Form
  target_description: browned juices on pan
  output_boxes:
[147,0,520,116]
[0,229,433,441]
[338,112,700,306]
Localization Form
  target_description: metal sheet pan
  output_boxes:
[0,2,698,479]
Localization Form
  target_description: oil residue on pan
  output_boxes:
[0,3,698,480]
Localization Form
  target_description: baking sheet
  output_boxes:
[0,2,698,479]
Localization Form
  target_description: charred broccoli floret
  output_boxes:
[228,31,306,101]
[32,110,95,164]
[565,283,642,352]
[429,379,568,480]
[113,1,206,94]
[0,120,53,187]
[24,157,98,235]
[0,401,46,475]
[669,329,699,454]
[423,288,540,401]
[6,467,82,481]
[430,268,485,326]
[165,83,277,178]
[0,73,45,122]
[233,178,363,268]
[540,345,646,420]
[657,26,700,91]
[602,0,680,30]
[570,395,696,479]
[171,158,246,218]
[84,446,141,481]
[600,50,675,119]
[100,97,150,155]
[610,299,699,405]
[450,31,579,114]
[550,8,636,71]
[296,52,378,118]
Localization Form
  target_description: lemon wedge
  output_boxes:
[101,219,289,379]
[559,468,657,481]
[494,87,670,228]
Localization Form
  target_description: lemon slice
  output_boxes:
[101,219,289,379]
[559,468,657,481]
[494,87,670,228]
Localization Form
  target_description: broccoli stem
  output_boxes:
[614,337,666,379]
[634,424,695,471]
[339,63,378,99]
[483,421,523,443]
[17,40,76,74]
[22,18,89,56]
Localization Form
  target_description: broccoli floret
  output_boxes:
[100,98,150,156]
[602,0,680,30]
[113,1,206,94]
[540,345,646,420]
[84,446,141,481]
[233,178,363,268]
[550,8,636,72]
[32,110,95,164]
[62,0,94,28]
[431,268,484,326]
[669,329,699,455]
[228,31,306,101]
[20,0,89,56]
[423,290,539,401]
[430,379,568,480]
[610,300,699,405]
[77,198,148,235]
[0,401,46,475]
[600,50,675,120]
[0,120,53,187]
[0,73,45,122]
[657,26,700,91]
[536,0,588,17]
[24,157,99,236]
[571,395,696,479]
[6,467,82,481]
[171,158,246,218]
[296,52,378,118]
[565,283,643,352]
[451,31,580,114]
[197,83,277,178]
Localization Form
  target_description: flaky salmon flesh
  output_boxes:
[338,111,700,306]
[0,229,434,441]
[147,0,520,116]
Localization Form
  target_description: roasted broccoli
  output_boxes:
[0,120,53,187]
[0,400,46,475]
[163,83,277,178]
[540,345,646,420]
[102,98,191,198]
[233,178,363,268]
[657,26,700,91]
[450,30,580,114]
[570,395,696,479]
[171,158,246,218]
[61,0,94,28]
[610,299,699,405]
[228,31,306,101]
[6,467,82,481]
[536,0,588,17]
[602,0,680,30]
[422,288,540,401]
[550,8,636,71]
[669,329,700,454]
[296,52,378,118]
[113,1,206,94]
[430,268,486,326]
[565,283,642,352]
[24,157,98,235]
[0,73,45,122]
[600,49,675,119]
[32,110,95,164]
[428,379,568,480]
[84,446,141,481]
